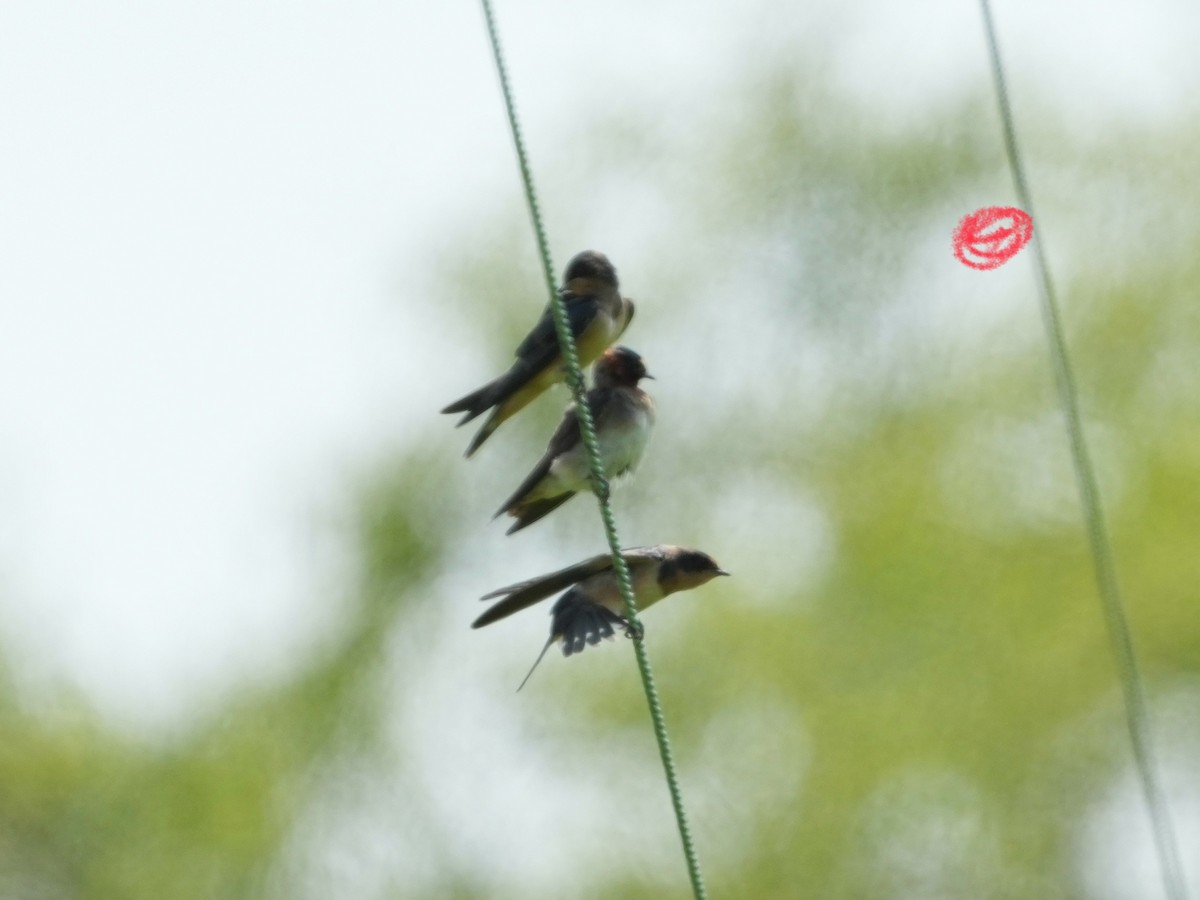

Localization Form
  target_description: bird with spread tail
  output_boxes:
[472,545,729,689]
[494,345,655,534]
[441,250,635,457]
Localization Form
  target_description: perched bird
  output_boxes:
[472,545,729,689]
[442,250,635,457]
[495,345,655,535]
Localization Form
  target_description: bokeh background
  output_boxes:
[2,1,1199,897]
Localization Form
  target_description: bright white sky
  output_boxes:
[1,1,1198,891]
[2,0,1195,726]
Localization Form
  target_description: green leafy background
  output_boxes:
[3,43,1198,900]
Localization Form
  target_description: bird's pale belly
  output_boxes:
[590,575,666,617]
[544,418,649,495]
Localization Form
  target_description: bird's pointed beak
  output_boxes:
[715,568,731,577]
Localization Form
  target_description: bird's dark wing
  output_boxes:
[472,546,661,629]
[479,545,659,602]
[504,494,575,535]
[549,387,614,457]
[493,387,616,519]
[550,588,626,656]
[511,292,602,373]
[478,550,614,606]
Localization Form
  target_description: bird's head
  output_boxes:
[657,547,730,596]
[593,345,652,389]
[562,249,618,289]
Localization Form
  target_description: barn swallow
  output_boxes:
[442,250,635,457]
[471,545,729,689]
[494,346,655,534]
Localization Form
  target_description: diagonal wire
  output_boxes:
[478,2,708,897]
[977,4,1187,898]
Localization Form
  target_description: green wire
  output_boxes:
[478,2,708,898]
[978,3,1187,898]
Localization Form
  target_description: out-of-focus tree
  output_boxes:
[1,57,1197,900]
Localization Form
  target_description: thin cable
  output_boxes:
[978,4,1187,898]
[478,3,708,897]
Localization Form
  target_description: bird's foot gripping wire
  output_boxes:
[620,617,645,642]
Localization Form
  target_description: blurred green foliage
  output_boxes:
[2,61,1198,900]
